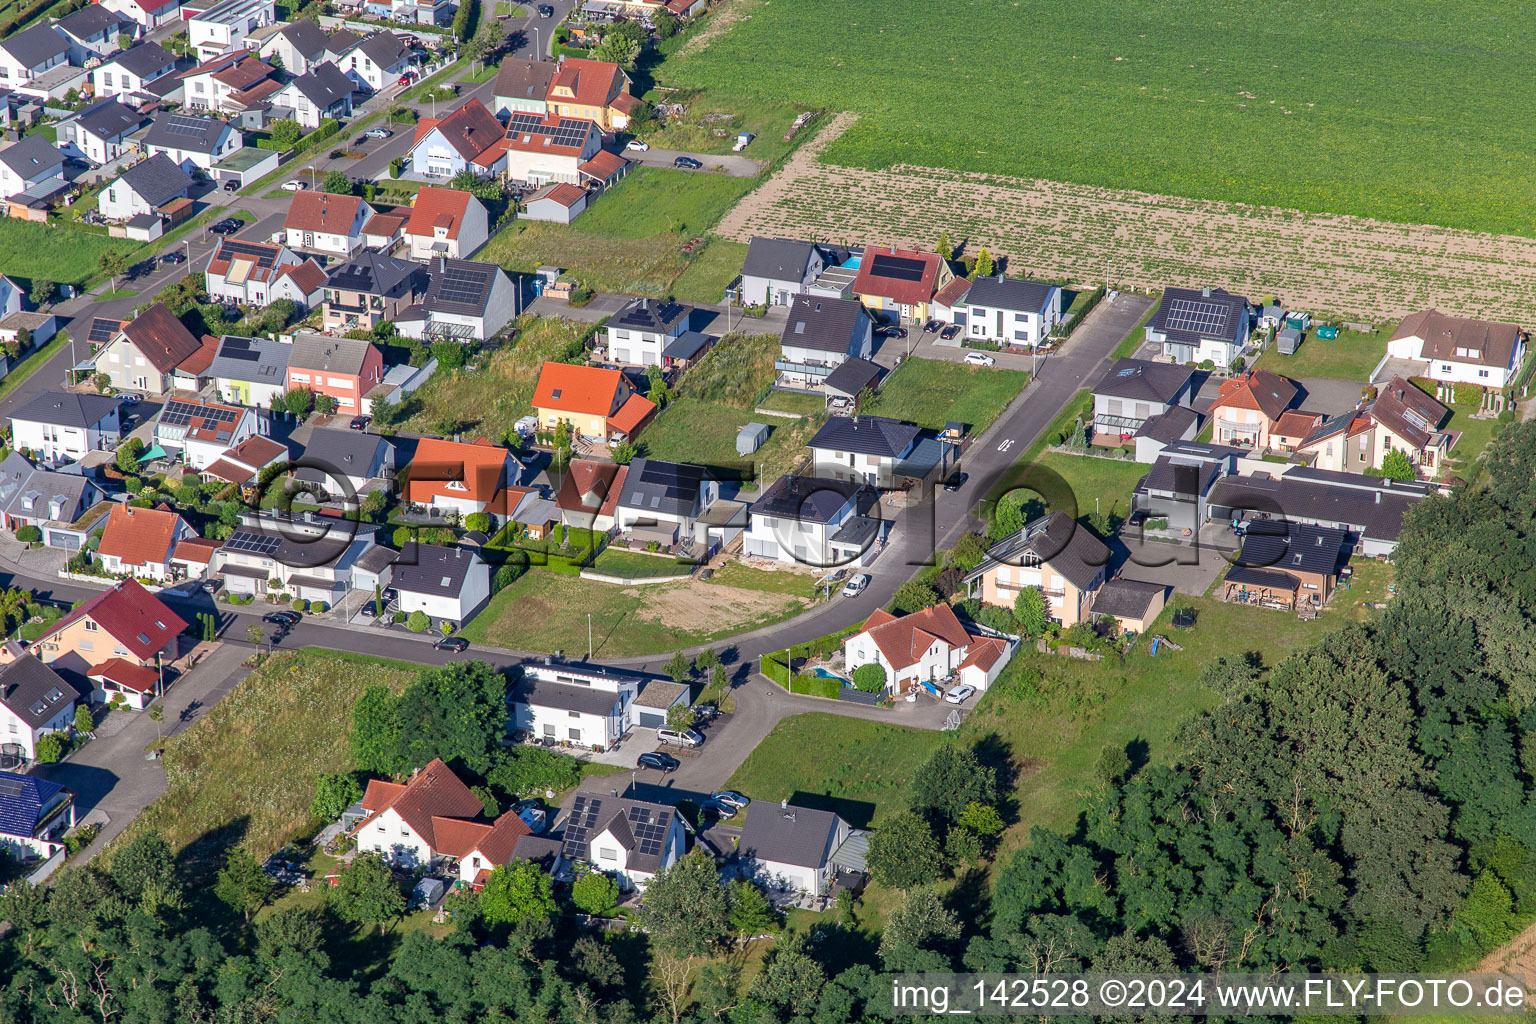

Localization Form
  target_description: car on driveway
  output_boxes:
[923,319,943,333]
[263,611,301,626]
[625,138,649,151]
[209,219,241,234]
[944,683,977,705]
[223,179,239,191]
[657,726,704,748]
[878,325,907,339]
[637,751,678,772]
[281,179,307,191]
[842,573,870,598]
[964,351,996,366]
[673,156,703,170]
[940,324,960,340]
[691,703,720,720]
[160,251,186,264]
[433,636,469,652]
[943,471,968,492]
[349,415,370,430]
[712,790,750,812]
[364,127,392,140]
[702,799,737,821]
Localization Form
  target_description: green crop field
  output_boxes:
[664,0,1536,236]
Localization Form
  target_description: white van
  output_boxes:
[657,727,704,748]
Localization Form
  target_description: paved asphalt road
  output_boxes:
[626,146,766,178]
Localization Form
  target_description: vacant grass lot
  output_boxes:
[670,237,750,304]
[1031,451,1148,524]
[864,358,1028,431]
[666,0,1536,237]
[1255,325,1391,382]
[0,219,139,287]
[589,548,695,578]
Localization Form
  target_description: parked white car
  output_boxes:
[282,179,308,191]
[657,726,704,748]
[964,351,996,366]
[944,683,976,705]
[625,138,650,152]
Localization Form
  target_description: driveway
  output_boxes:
[1296,377,1366,415]
[625,148,766,178]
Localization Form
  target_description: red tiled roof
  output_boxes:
[958,636,1006,674]
[407,437,513,505]
[179,333,220,376]
[120,302,202,374]
[355,758,487,852]
[180,49,254,80]
[410,97,503,162]
[363,210,407,238]
[607,392,656,436]
[548,56,625,109]
[532,361,628,417]
[97,504,185,569]
[554,460,627,517]
[172,537,223,564]
[1273,409,1323,440]
[202,457,251,484]
[857,604,976,672]
[87,657,159,694]
[577,149,627,182]
[283,191,367,234]
[404,186,472,241]
[1210,369,1299,422]
[274,258,326,294]
[45,580,187,661]
[503,111,596,157]
[473,810,532,863]
[852,245,943,307]
[536,182,586,208]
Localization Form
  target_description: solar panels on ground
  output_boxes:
[867,253,926,282]
[1164,297,1231,336]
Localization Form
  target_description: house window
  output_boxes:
[1479,369,1490,378]
[85,621,98,631]
[568,728,581,741]
[568,711,580,718]
[599,847,617,861]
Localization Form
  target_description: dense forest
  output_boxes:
[5,423,1536,1023]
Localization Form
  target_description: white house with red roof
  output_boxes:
[843,604,1013,697]
[407,97,506,180]
[282,191,375,257]
[403,186,488,261]
[405,436,524,523]
[11,579,186,686]
[96,503,196,580]
[502,110,601,186]
[100,0,182,31]
[203,237,304,306]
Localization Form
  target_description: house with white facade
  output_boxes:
[203,236,303,306]
[405,436,522,524]
[206,334,291,407]
[95,503,196,580]
[605,298,690,367]
[737,803,855,896]
[213,510,379,605]
[806,415,920,489]
[179,51,277,114]
[352,758,534,876]
[90,41,177,101]
[1145,286,1251,369]
[0,24,70,88]
[402,186,488,261]
[0,135,63,202]
[843,603,1014,697]
[740,237,833,308]
[1295,376,1455,477]
[0,655,82,766]
[743,474,880,568]
[560,792,685,890]
[331,29,409,91]
[1090,358,1200,456]
[100,0,182,31]
[1386,309,1526,395]
[501,109,600,185]
[97,153,193,221]
[187,0,274,61]
[394,257,518,343]
[390,542,490,626]
[293,428,394,500]
[268,59,352,128]
[56,99,146,166]
[56,4,135,60]
[257,18,330,73]
[963,274,1062,349]
[0,767,75,865]
[776,294,874,392]
[153,395,263,469]
[407,97,506,180]
[0,452,106,549]
[511,659,639,751]
[282,190,373,256]
[614,458,719,550]
[9,391,121,464]
[141,112,242,172]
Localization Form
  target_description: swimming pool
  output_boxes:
[810,667,850,686]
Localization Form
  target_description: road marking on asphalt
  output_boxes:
[997,439,1015,452]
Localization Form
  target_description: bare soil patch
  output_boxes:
[719,116,1536,323]
[631,579,809,630]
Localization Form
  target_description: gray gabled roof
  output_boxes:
[739,802,843,869]
[781,294,867,355]
[57,4,129,40]
[823,356,881,397]
[510,677,621,717]
[1235,519,1349,577]
[111,41,177,79]
[420,257,505,317]
[1150,286,1250,346]
[0,135,62,178]
[1091,577,1166,619]
[71,99,146,141]
[0,654,82,730]
[612,297,689,334]
[325,249,425,299]
[285,59,352,108]
[294,427,391,484]
[288,333,375,376]
[1092,358,1197,404]
[492,58,555,102]
[561,793,676,874]
[964,510,1111,592]
[273,17,330,60]
[116,153,193,208]
[0,454,99,524]
[807,415,920,459]
[620,458,705,518]
[1205,468,1429,543]
[205,334,290,386]
[391,542,482,597]
[354,30,409,68]
[0,24,69,71]
[749,474,870,525]
[143,113,232,154]
[743,236,817,281]
[965,275,1057,314]
[11,390,119,429]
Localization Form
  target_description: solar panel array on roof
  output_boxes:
[437,264,490,306]
[0,777,24,799]
[219,336,260,362]
[1163,297,1231,336]
[561,794,603,858]
[88,317,123,345]
[224,530,281,556]
[165,119,205,136]
[508,113,591,148]
[218,240,278,269]
[867,253,926,282]
[630,806,670,857]
[160,399,241,427]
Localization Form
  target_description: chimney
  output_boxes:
[1202,286,1211,298]
[780,798,788,809]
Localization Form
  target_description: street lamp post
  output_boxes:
[532,26,541,58]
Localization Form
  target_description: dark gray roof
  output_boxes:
[274,18,330,60]
[354,30,409,67]
[808,415,919,459]
[782,294,867,355]
[750,474,870,524]
[612,297,689,333]
[1235,519,1348,576]
[143,113,232,154]
[420,256,503,317]
[1150,286,1250,346]
[1091,577,1166,619]
[0,24,69,70]
[391,542,481,597]
[511,833,565,871]
[829,514,880,548]
[12,390,118,429]
[221,522,358,570]
[0,655,82,730]
[1092,358,1198,403]
[561,793,676,874]
[621,458,705,518]
[206,334,290,386]
[116,153,192,207]
[965,275,1056,313]
[510,677,622,716]
[1137,455,1223,497]
[493,58,555,101]
[72,99,146,141]
[1135,405,1200,443]
[1223,565,1299,592]
[662,330,713,362]
[743,236,817,280]
[289,333,375,376]
[739,802,842,869]
[0,454,100,524]
[823,356,881,397]
[286,60,352,108]
[965,510,1111,591]
[112,41,176,78]
[57,4,129,39]
[0,135,62,178]
[295,428,391,484]
[1206,468,1429,543]
[326,249,426,299]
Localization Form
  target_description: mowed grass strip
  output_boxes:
[1254,325,1391,382]
[863,357,1028,431]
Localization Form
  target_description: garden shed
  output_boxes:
[1277,327,1303,355]
[737,422,770,455]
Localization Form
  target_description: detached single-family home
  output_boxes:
[1386,308,1526,395]
[0,767,75,859]
[203,237,303,306]
[0,453,106,545]
[1221,519,1350,612]
[604,298,690,367]
[851,245,952,323]
[293,427,394,500]
[0,135,63,201]
[16,579,185,683]
[553,459,626,533]
[182,51,279,113]
[843,603,1014,697]
[96,503,196,580]
[737,803,856,896]
[390,542,490,626]
[545,56,634,132]
[491,57,554,118]
[9,391,120,464]
[268,258,328,309]
[744,474,880,568]
[97,153,194,222]
[963,275,1062,349]
[91,41,177,101]
[776,294,874,391]
[807,415,920,489]
[962,510,1111,628]
[511,659,639,751]
[1205,465,1432,559]
[1296,377,1453,477]
[0,655,83,765]
[55,4,135,60]
[501,110,602,185]
[1129,443,1240,534]
[206,333,291,407]
[403,186,488,261]
[142,112,242,172]
[321,249,427,334]
[56,99,146,166]
[200,433,287,496]
[0,24,71,88]
[1090,358,1200,457]
[614,457,719,551]
[931,276,971,326]
[406,437,522,524]
[740,236,832,308]
[287,334,384,413]
[531,362,657,442]
[331,29,409,92]
[269,59,353,128]
[187,0,275,61]
[93,302,204,395]
[257,18,331,74]
[283,190,375,256]
[394,256,518,343]
[213,510,378,603]
[1145,286,1251,368]
[560,792,685,890]
[100,0,182,32]
[154,395,262,469]
[1206,368,1300,450]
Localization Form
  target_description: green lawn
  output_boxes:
[641,398,820,485]
[1444,402,1507,478]
[755,390,826,416]
[665,0,1536,237]
[1255,325,1390,382]
[635,95,810,166]
[669,237,750,304]
[589,548,695,578]
[578,166,756,238]
[1031,451,1148,524]
[864,357,1028,431]
[0,218,138,287]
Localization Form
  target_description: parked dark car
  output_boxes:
[923,319,942,333]
[209,218,241,234]
[223,179,239,191]
[637,751,679,772]
[349,415,369,430]
[878,325,907,339]
[536,3,554,14]
[263,611,301,626]
[691,703,720,720]
[673,156,703,170]
[939,324,961,340]
[433,636,469,652]
[943,471,967,492]
[160,251,186,264]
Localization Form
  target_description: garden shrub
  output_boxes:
[16,525,40,543]
[852,663,886,693]
[293,599,306,611]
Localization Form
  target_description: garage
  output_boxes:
[630,680,689,730]
[635,709,667,729]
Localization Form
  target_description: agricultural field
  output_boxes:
[715,117,1536,325]
[0,218,139,289]
[667,0,1536,239]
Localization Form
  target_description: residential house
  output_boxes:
[268,258,327,308]
[850,245,952,323]
[843,603,1014,696]
[283,190,374,256]
[511,659,639,751]
[1145,286,1251,368]
[737,803,855,896]
[0,24,70,88]
[16,579,185,681]
[321,249,427,333]
[213,509,379,603]
[614,457,718,550]
[963,510,1111,627]
[1129,442,1241,534]
[822,357,882,409]
[9,391,120,464]
[1221,519,1349,612]
[91,41,177,101]
[390,542,490,626]
[199,433,287,496]
[1385,308,1526,395]
[390,0,453,27]
[287,334,384,414]
[257,18,331,73]
[0,768,75,861]
[603,298,690,367]
[0,656,82,765]
[331,30,409,92]
[99,0,182,31]
[1296,377,1454,476]
[931,276,971,326]
[409,98,512,179]
[97,153,193,221]
[776,294,874,391]
[744,474,880,568]
[962,275,1062,349]
[206,333,291,407]
[1270,410,1323,453]
[1090,577,1169,634]
[501,109,601,185]
[187,0,275,61]
[0,135,63,202]
[93,302,203,394]
[560,792,685,889]
[96,503,195,580]
[1089,358,1200,457]
[544,56,634,132]
[269,60,353,128]
[394,256,518,342]
[806,415,920,489]
[1206,465,1431,558]
[552,459,626,533]
[360,207,405,252]
[179,51,277,113]
[293,427,394,500]
[1206,368,1300,449]
[141,112,242,172]
[406,436,522,524]
[0,452,106,548]
[491,57,553,118]
[739,236,832,308]
[0,275,19,320]
[203,237,303,306]
[55,4,134,61]
[520,182,587,223]
[403,186,488,260]
[56,99,146,166]
[154,395,262,469]
[321,26,363,62]
[0,311,52,355]
[530,361,657,442]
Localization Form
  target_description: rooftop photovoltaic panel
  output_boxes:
[507,113,591,148]
[561,795,604,857]
[436,266,489,306]
[161,400,242,427]
[868,253,926,282]
[218,240,278,269]
[225,531,282,555]
[1164,297,1231,336]
[165,119,206,136]
[88,317,124,344]
[0,777,26,798]
[219,336,260,361]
